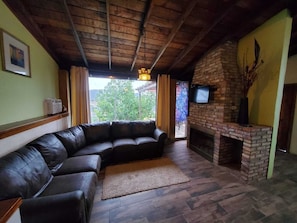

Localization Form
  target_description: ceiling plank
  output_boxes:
[167,0,239,73]
[63,0,88,67]
[4,0,292,80]
[106,0,112,69]
[177,0,287,80]
[149,0,198,71]
[130,0,153,71]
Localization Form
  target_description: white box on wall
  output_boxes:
[44,98,62,115]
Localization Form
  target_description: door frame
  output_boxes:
[277,83,297,152]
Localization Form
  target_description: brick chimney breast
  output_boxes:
[187,41,272,183]
[188,40,242,130]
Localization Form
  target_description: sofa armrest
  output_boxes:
[154,128,167,156]
[153,128,167,142]
[20,191,87,223]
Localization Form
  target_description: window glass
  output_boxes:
[89,77,156,122]
[175,81,189,138]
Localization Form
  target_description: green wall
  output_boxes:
[0,0,59,125]
[237,10,292,178]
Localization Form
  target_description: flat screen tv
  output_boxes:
[190,85,210,104]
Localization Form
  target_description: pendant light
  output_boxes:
[138,29,151,81]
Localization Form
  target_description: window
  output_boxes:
[89,77,156,122]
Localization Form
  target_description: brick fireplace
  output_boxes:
[187,41,272,183]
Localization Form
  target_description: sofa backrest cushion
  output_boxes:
[81,122,111,144]
[131,121,155,138]
[55,126,86,156]
[0,146,53,200]
[27,133,68,171]
[111,121,132,140]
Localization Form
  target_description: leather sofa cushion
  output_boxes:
[113,138,137,148]
[55,126,86,156]
[73,142,112,159]
[20,191,87,223]
[53,155,101,175]
[81,122,111,144]
[135,137,158,159]
[135,136,157,145]
[111,121,132,139]
[112,139,138,163]
[39,172,97,217]
[72,142,113,169]
[131,121,155,138]
[27,133,68,172]
[0,146,53,200]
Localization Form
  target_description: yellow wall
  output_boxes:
[238,10,292,178]
[0,0,59,125]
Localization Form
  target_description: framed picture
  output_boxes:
[0,29,31,77]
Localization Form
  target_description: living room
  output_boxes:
[1,0,297,222]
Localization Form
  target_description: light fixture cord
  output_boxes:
[144,28,146,66]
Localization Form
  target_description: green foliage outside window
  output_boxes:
[93,79,155,121]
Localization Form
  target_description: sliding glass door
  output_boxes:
[175,81,189,138]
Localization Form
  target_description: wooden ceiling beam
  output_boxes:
[63,0,88,67]
[130,0,153,71]
[149,0,198,71]
[167,0,239,73]
[106,0,112,69]
[178,0,288,80]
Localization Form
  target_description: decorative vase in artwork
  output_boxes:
[237,97,249,126]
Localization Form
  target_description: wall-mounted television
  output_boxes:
[190,85,210,104]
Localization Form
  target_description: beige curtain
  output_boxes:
[70,66,90,126]
[156,74,175,140]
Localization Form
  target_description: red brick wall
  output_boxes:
[218,123,272,182]
[187,41,272,183]
[188,41,242,131]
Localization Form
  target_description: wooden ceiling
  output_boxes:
[4,0,297,80]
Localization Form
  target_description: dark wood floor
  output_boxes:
[90,140,297,223]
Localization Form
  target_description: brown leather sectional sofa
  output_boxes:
[0,120,167,223]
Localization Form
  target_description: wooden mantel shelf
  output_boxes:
[0,112,69,139]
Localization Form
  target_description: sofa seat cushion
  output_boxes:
[134,137,157,145]
[27,133,68,172]
[113,138,137,148]
[0,146,53,200]
[73,142,112,157]
[135,137,158,159]
[53,155,101,176]
[112,139,138,163]
[39,172,97,215]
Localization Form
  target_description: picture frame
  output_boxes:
[0,29,31,77]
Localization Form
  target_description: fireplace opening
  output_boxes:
[219,136,243,170]
[189,127,214,162]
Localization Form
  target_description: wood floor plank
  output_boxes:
[90,140,297,223]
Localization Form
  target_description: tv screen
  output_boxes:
[190,85,210,103]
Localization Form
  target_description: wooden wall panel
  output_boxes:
[58,70,70,113]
